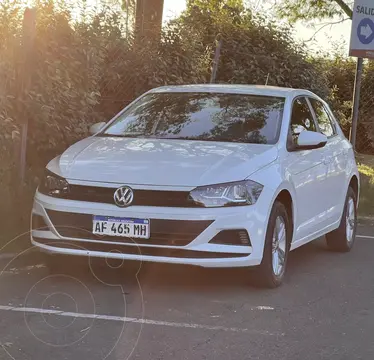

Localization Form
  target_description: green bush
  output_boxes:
[316,54,374,154]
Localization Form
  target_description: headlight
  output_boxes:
[189,180,263,208]
[39,169,70,197]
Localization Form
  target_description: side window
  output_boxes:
[289,97,316,144]
[309,98,336,138]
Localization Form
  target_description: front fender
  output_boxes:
[250,161,298,241]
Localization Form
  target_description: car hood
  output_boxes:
[56,137,278,187]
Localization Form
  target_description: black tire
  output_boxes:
[252,201,292,288]
[326,187,357,252]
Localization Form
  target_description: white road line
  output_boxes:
[253,306,274,310]
[0,305,279,335]
[356,235,374,239]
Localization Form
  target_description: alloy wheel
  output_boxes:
[272,216,287,277]
[346,197,356,245]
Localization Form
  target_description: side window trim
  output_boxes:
[322,102,339,138]
[305,97,320,132]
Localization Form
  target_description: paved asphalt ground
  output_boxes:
[0,226,374,360]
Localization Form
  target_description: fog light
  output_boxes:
[239,230,250,245]
[210,230,251,246]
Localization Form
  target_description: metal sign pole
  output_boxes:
[350,57,364,150]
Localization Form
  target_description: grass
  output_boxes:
[356,153,374,217]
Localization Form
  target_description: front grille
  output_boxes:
[34,238,250,259]
[55,185,197,208]
[46,210,213,247]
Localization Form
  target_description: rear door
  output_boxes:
[285,97,329,242]
[308,97,347,224]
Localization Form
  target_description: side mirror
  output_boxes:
[89,122,106,135]
[296,131,328,151]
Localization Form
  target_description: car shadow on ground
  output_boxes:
[76,237,339,292]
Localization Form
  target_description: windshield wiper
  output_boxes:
[96,133,144,138]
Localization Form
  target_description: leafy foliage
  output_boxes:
[275,0,353,22]
[314,54,374,154]
[177,3,331,98]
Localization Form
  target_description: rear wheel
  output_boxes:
[326,187,357,252]
[252,201,291,288]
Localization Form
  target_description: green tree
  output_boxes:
[276,0,353,22]
[274,0,374,155]
[187,0,245,13]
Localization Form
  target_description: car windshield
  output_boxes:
[101,92,285,144]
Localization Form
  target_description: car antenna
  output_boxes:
[265,73,270,86]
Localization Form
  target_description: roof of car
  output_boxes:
[150,84,316,98]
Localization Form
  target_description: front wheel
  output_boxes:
[252,201,291,288]
[326,187,357,252]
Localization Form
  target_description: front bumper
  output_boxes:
[31,191,271,268]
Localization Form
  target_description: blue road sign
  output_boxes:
[357,18,374,45]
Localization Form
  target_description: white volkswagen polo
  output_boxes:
[31,85,359,287]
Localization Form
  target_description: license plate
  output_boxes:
[93,216,150,239]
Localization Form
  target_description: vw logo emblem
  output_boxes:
[114,186,134,208]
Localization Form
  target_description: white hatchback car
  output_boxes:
[31,85,359,287]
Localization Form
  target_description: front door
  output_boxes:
[284,97,329,242]
[308,97,348,225]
